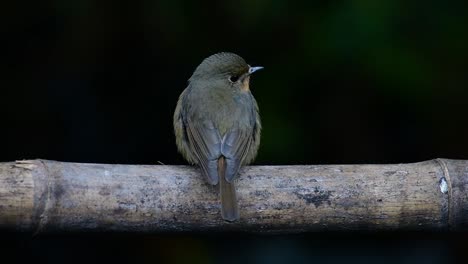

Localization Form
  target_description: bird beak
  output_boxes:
[248,66,264,75]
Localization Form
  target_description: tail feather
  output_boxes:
[218,157,239,221]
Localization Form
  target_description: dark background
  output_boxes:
[1,0,468,263]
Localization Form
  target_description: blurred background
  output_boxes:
[1,0,468,263]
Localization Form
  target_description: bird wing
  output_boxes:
[221,96,261,182]
[185,118,222,185]
[221,128,254,182]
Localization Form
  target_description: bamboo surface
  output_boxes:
[1,159,467,233]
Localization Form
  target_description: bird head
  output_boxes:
[189,52,263,91]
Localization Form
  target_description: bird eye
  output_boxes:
[229,75,239,82]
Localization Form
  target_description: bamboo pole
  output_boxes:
[0,159,467,233]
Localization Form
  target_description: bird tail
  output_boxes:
[218,156,239,221]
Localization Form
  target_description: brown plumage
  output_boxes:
[173,52,262,221]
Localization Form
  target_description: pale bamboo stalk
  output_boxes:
[0,159,466,233]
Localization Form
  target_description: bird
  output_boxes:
[173,52,262,221]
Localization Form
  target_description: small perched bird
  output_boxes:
[173,52,262,221]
